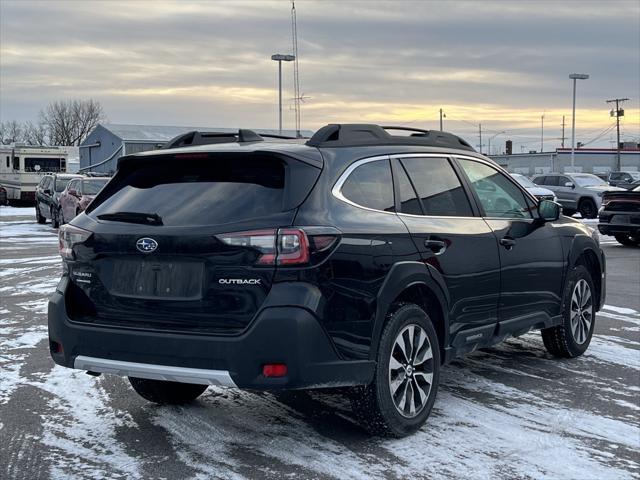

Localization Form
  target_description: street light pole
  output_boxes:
[569,73,589,170]
[488,131,506,156]
[271,54,295,134]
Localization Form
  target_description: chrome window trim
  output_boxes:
[331,155,397,215]
[332,152,539,221]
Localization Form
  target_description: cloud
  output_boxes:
[1,0,638,149]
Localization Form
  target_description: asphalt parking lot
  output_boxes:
[1,206,638,480]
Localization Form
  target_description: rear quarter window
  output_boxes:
[340,160,395,212]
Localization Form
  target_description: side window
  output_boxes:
[558,176,571,186]
[400,157,473,216]
[5,156,9,168]
[545,176,559,186]
[532,176,545,185]
[42,177,51,190]
[340,160,395,212]
[458,159,533,219]
[395,162,423,215]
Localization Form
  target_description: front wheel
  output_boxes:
[351,303,440,437]
[35,203,46,224]
[128,377,207,405]
[51,207,60,229]
[578,198,597,219]
[541,265,596,358]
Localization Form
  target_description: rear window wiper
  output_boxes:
[97,211,163,225]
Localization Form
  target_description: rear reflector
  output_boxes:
[262,363,288,378]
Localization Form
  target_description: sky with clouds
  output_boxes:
[1,0,639,152]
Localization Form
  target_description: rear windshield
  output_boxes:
[83,179,108,195]
[89,156,286,226]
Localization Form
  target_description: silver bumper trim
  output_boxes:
[73,355,237,387]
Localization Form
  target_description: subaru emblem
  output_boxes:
[136,237,158,253]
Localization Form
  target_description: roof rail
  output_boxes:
[306,124,475,151]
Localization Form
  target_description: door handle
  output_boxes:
[499,237,516,250]
[424,238,447,255]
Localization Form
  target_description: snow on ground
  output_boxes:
[1,206,639,480]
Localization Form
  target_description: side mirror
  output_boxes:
[564,181,575,189]
[538,199,561,222]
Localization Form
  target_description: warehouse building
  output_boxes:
[490,147,640,176]
[79,124,308,173]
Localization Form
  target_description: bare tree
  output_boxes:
[23,120,49,145]
[41,99,104,146]
[0,120,24,144]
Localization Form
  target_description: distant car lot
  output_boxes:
[0,206,638,480]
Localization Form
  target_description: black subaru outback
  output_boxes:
[49,125,605,437]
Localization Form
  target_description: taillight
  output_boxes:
[277,229,309,265]
[216,229,277,265]
[58,224,92,260]
[216,228,327,266]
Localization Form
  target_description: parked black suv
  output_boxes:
[48,125,605,437]
[35,173,82,227]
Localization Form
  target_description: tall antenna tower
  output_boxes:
[291,1,301,137]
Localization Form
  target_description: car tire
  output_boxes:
[614,234,637,247]
[128,377,208,405]
[578,198,597,219]
[350,303,440,437]
[51,207,60,229]
[35,203,46,224]
[562,208,576,217]
[541,264,596,358]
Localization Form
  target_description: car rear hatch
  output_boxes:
[65,149,321,335]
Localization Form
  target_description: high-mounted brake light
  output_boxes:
[58,224,92,260]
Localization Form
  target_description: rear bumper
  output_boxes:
[48,279,375,390]
[598,211,640,236]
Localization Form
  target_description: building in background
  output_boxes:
[80,124,310,174]
[490,147,640,176]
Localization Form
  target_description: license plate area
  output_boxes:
[611,215,630,224]
[110,259,204,300]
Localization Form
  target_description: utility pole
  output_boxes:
[479,123,482,154]
[439,109,445,131]
[606,97,629,171]
[541,114,545,152]
[561,116,566,148]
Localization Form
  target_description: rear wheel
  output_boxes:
[128,377,207,405]
[35,203,46,224]
[614,234,637,247]
[541,265,595,358]
[351,303,440,437]
[578,198,597,219]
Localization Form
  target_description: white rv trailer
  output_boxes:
[0,144,69,202]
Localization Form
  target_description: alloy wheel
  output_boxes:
[570,279,593,344]
[388,324,434,418]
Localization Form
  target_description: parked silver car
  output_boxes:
[532,173,624,218]
[510,173,557,202]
